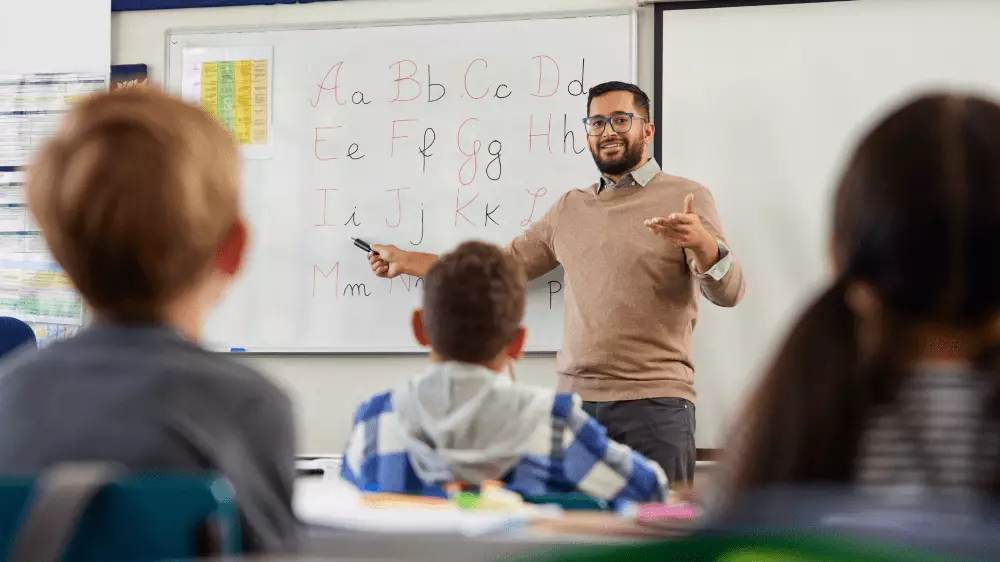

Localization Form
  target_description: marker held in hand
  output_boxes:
[350,236,376,254]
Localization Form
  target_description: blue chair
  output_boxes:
[0,465,241,561]
[0,317,36,358]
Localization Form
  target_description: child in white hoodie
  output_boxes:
[341,241,668,503]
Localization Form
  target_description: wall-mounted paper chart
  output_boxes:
[0,169,24,204]
[0,261,83,325]
[201,60,268,146]
[180,46,273,159]
[33,323,80,347]
[0,74,107,167]
[0,72,104,332]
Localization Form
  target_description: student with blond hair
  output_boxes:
[0,89,298,552]
[343,241,669,503]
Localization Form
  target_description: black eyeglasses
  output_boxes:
[582,112,647,136]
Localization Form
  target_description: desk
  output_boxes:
[303,520,650,561]
[295,474,692,561]
[301,507,691,560]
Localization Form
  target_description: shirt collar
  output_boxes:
[599,158,661,192]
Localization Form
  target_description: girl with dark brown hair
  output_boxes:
[724,93,1000,503]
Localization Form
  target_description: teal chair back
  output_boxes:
[0,471,241,561]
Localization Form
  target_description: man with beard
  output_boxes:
[366,82,744,485]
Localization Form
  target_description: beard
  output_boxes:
[591,137,645,177]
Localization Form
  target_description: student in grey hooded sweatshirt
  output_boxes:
[341,241,669,503]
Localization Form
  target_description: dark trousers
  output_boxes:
[582,398,696,484]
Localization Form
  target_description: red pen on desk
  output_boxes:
[617,501,699,521]
[636,503,699,521]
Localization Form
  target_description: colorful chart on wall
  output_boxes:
[0,73,106,342]
[180,46,274,159]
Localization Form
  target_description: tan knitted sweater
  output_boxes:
[506,171,744,403]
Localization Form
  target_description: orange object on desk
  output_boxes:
[360,493,452,509]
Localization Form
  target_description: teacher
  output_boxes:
[367,81,745,484]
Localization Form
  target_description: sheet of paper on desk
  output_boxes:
[294,479,525,536]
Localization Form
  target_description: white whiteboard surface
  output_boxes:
[167,12,636,353]
[0,0,110,74]
[659,0,1000,447]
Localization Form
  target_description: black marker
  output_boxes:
[350,236,376,254]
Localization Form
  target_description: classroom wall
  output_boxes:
[2,0,110,74]
[112,0,655,454]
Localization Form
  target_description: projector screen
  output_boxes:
[655,0,1000,448]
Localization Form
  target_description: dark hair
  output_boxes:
[726,94,1000,498]
[421,241,526,363]
[587,81,650,119]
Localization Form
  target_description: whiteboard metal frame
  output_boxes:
[165,9,638,94]
[164,9,636,355]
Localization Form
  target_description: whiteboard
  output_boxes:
[167,12,636,352]
[657,0,1000,447]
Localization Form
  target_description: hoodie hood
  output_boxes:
[392,362,555,485]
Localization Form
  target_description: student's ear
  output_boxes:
[643,120,656,146]
[845,281,883,362]
[214,219,247,276]
[412,310,430,347]
[506,327,527,359]
[845,281,880,322]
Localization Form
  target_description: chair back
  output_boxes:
[0,464,240,562]
[0,317,36,357]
